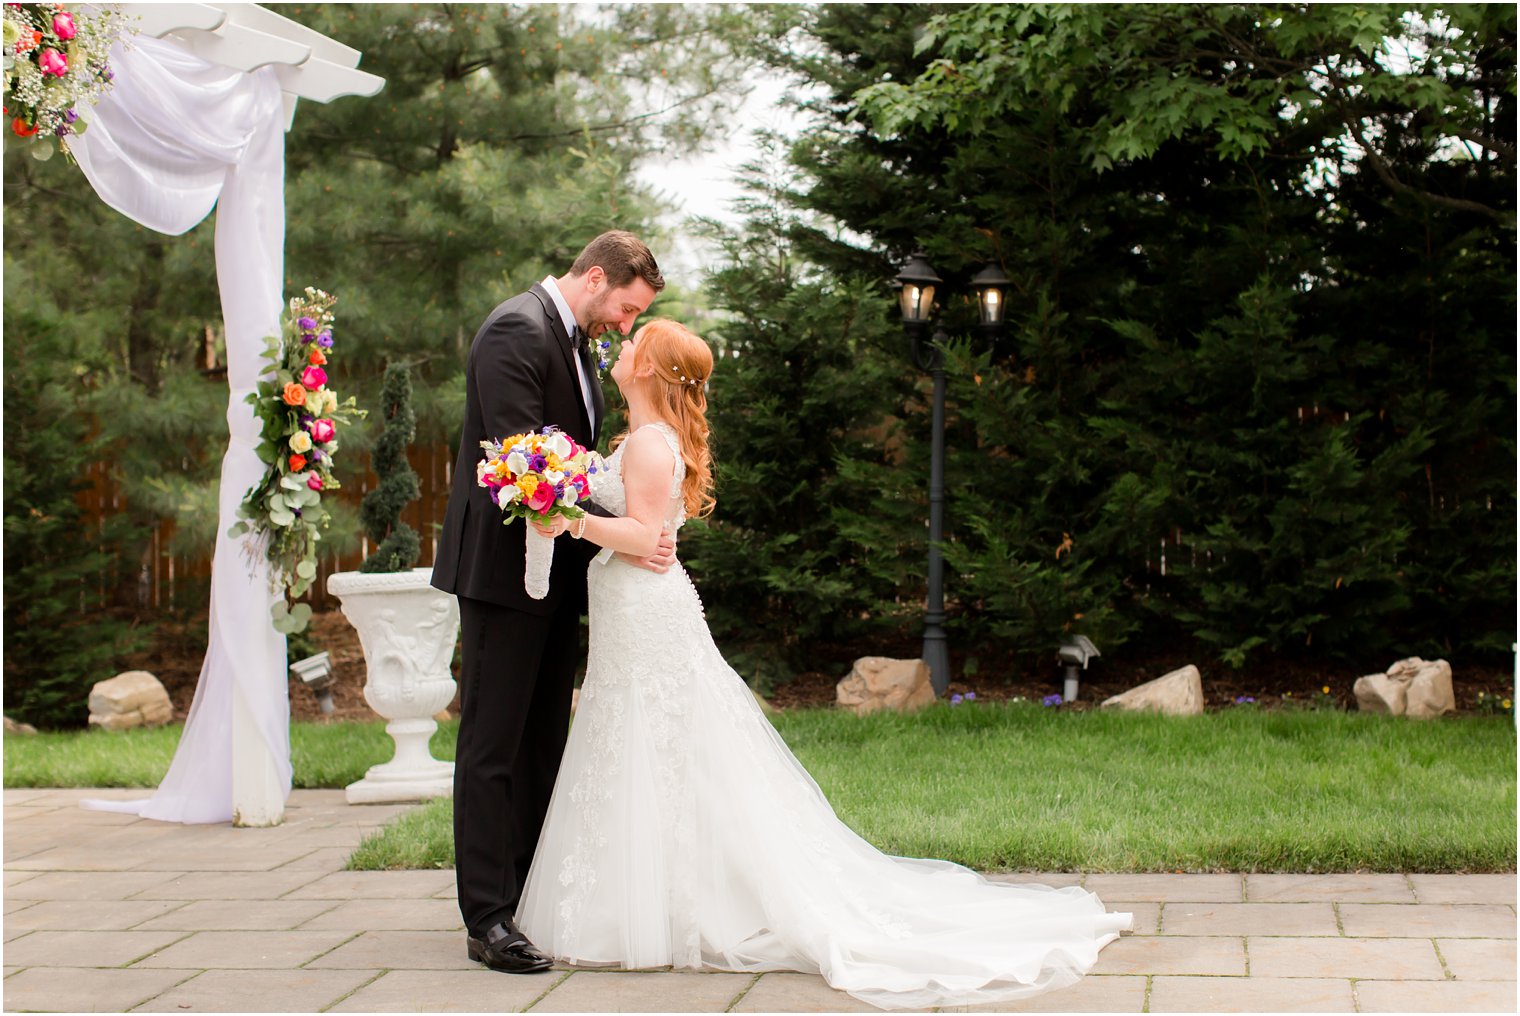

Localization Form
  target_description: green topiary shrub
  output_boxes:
[358,363,421,573]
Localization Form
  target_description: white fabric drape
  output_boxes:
[77,34,291,823]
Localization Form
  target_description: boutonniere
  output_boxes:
[594,337,611,382]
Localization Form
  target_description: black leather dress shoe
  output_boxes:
[466,920,554,973]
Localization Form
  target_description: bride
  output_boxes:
[522,318,1130,1010]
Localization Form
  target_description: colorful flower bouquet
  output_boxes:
[228,288,365,634]
[476,427,599,599]
[2,3,130,162]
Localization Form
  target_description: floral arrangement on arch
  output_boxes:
[2,3,131,162]
[229,288,365,635]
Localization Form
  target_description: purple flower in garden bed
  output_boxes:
[1234,696,1256,705]
[1042,693,1063,707]
[950,694,964,705]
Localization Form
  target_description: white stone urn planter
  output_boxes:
[327,567,459,804]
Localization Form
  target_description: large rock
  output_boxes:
[1101,665,1205,716]
[836,657,935,716]
[1355,657,1454,719]
[1352,672,1407,715]
[88,671,173,731]
[3,716,37,736]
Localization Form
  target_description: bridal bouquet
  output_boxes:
[3,3,131,162]
[477,427,599,599]
[228,287,365,634]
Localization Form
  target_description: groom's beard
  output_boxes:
[582,292,619,341]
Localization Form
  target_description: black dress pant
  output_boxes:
[453,594,579,937]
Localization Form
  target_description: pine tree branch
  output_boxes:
[501,87,725,142]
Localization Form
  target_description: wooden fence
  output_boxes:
[80,444,457,612]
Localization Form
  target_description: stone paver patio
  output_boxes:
[3,789,1515,1013]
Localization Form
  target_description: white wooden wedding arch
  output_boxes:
[77,3,383,827]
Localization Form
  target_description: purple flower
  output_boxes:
[317,331,333,348]
[488,487,500,506]
[1042,694,1063,707]
[965,692,976,701]
[950,694,964,705]
[310,448,323,462]
[1234,696,1256,704]
[540,425,555,436]
[63,107,78,124]
[528,453,547,472]
[301,333,314,344]
[54,124,69,137]
[297,316,318,330]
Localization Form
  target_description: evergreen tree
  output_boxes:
[3,313,145,727]
[359,364,422,573]
[733,3,1515,671]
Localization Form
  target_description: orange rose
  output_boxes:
[308,348,327,366]
[282,382,307,406]
[289,453,308,471]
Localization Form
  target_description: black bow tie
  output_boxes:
[571,326,587,353]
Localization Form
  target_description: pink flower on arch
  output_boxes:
[306,473,324,492]
[52,12,77,40]
[310,418,336,444]
[300,366,327,390]
[37,48,68,77]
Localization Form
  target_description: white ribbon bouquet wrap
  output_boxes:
[477,428,599,599]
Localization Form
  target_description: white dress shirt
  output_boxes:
[541,275,596,434]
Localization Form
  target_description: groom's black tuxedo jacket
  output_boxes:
[432,283,605,616]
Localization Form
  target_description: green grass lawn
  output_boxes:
[7,704,1514,873]
[2,718,457,789]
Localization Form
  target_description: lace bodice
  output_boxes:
[590,421,686,532]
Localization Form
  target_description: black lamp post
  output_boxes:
[893,253,1010,697]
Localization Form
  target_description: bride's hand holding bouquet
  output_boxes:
[476,427,599,599]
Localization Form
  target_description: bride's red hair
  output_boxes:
[628,318,716,519]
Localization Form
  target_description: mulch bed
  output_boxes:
[132,609,1513,724]
[125,607,458,724]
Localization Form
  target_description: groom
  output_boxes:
[432,231,671,973]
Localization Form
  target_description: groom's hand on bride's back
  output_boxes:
[617,527,677,574]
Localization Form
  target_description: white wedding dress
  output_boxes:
[516,422,1130,1010]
